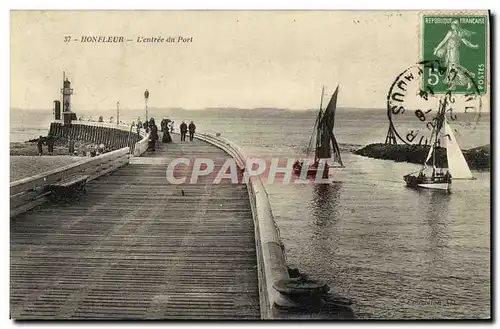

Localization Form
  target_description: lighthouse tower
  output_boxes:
[61,73,73,112]
[61,72,76,125]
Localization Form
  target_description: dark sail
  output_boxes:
[330,134,343,166]
[324,85,339,127]
[327,86,343,166]
[314,85,343,165]
[315,109,332,160]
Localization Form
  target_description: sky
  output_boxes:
[10,10,490,112]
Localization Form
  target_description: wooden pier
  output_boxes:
[10,134,260,319]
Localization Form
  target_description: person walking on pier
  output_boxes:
[180,121,188,141]
[188,121,196,142]
[46,134,55,156]
[149,118,159,151]
[37,136,44,156]
[162,119,172,143]
[68,137,75,155]
[170,120,175,133]
[136,122,141,136]
[162,129,172,144]
[160,118,166,132]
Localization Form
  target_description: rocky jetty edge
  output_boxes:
[353,143,490,171]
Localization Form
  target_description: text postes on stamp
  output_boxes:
[422,14,488,95]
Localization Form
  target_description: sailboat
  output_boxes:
[293,85,344,179]
[443,120,474,180]
[403,98,473,192]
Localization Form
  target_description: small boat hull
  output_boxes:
[417,183,450,191]
[293,161,329,179]
[404,172,451,193]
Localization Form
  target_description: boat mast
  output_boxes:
[432,97,447,176]
[319,85,325,111]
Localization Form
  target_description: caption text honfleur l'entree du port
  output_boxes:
[76,36,194,43]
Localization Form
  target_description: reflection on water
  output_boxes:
[307,182,345,276]
[420,190,452,274]
[309,183,343,228]
[425,191,451,242]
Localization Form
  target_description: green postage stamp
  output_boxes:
[422,14,488,94]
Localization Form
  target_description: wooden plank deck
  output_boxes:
[10,133,260,319]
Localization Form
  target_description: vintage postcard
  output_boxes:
[10,10,491,320]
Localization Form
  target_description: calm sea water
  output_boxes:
[10,108,491,319]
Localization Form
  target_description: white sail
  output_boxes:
[444,121,473,179]
[424,123,437,167]
[424,142,434,166]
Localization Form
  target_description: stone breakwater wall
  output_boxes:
[354,143,490,171]
[48,122,141,153]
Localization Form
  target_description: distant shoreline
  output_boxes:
[11,106,493,114]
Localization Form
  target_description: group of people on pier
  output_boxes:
[36,134,55,156]
[180,121,197,142]
[36,134,107,157]
[140,117,198,151]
